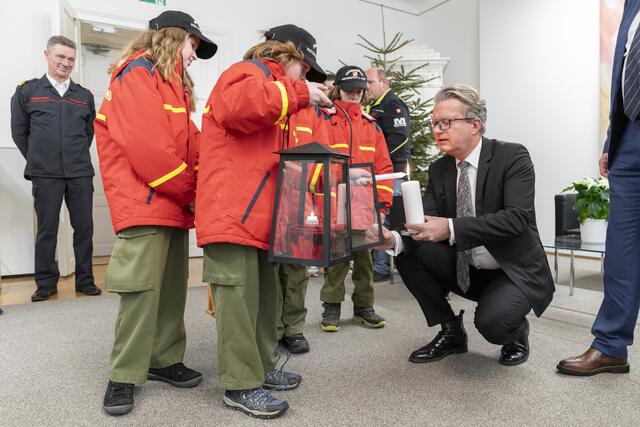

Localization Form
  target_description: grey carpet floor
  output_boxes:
[1,257,639,426]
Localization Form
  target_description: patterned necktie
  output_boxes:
[456,161,473,293]
[624,26,640,120]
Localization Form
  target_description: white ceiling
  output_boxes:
[359,0,452,15]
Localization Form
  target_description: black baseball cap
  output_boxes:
[149,11,218,59]
[335,66,367,91]
[265,24,327,83]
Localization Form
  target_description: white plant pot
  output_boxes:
[580,218,608,244]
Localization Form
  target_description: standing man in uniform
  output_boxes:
[557,0,640,376]
[366,67,413,282]
[10,35,101,302]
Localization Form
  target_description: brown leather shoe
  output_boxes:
[557,347,629,376]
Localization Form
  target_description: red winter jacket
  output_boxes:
[95,51,198,233]
[314,100,393,210]
[196,59,311,250]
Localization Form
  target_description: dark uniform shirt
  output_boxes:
[367,89,412,169]
[10,74,96,179]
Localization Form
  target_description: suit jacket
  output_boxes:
[604,0,640,164]
[401,137,554,316]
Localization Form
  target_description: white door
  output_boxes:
[186,46,224,257]
[52,0,82,276]
[82,47,121,256]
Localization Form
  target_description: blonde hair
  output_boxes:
[110,27,195,109]
[435,84,487,135]
[243,38,304,70]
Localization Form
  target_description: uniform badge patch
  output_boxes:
[393,117,407,128]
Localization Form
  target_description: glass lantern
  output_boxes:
[268,142,352,267]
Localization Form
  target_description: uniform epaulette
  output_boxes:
[18,78,37,88]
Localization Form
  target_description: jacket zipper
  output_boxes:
[241,171,270,224]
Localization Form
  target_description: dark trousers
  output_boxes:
[395,241,531,345]
[32,177,94,290]
[592,120,640,360]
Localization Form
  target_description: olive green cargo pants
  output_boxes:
[203,243,278,391]
[106,226,188,385]
[276,263,309,339]
[320,249,374,307]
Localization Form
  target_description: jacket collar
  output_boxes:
[370,88,391,108]
[324,100,368,118]
[474,137,494,215]
[261,59,286,79]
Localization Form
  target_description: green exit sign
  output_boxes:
[139,0,166,5]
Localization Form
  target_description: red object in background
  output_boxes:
[350,185,375,230]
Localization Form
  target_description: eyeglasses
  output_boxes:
[428,117,474,132]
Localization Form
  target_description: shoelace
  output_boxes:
[110,383,132,399]
[266,348,292,385]
[243,388,272,409]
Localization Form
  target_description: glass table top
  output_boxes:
[542,235,605,253]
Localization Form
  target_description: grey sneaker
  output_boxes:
[265,347,302,390]
[224,388,288,419]
[353,306,386,328]
[264,368,302,390]
[321,302,341,332]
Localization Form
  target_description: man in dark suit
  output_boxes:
[10,36,101,302]
[558,0,640,376]
[376,85,554,366]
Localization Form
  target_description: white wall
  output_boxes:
[479,0,600,239]
[0,1,419,275]
[70,0,419,74]
[1,2,51,274]
[417,0,480,87]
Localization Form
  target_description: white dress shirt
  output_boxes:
[46,74,70,97]
[389,138,500,270]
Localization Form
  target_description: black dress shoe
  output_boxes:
[410,310,468,363]
[31,288,57,302]
[282,333,310,354]
[499,319,529,366]
[76,284,102,296]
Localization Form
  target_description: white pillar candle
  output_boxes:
[306,212,319,225]
[336,183,346,225]
[401,181,425,224]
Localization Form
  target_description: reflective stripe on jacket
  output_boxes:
[196,59,310,250]
[94,52,198,233]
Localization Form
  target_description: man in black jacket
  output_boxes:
[10,35,101,302]
[376,85,554,366]
[366,67,413,282]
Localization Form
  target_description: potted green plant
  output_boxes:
[562,177,609,244]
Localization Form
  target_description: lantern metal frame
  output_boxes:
[268,142,352,267]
